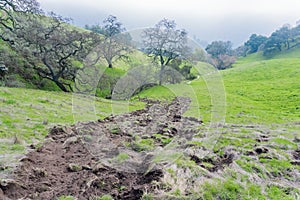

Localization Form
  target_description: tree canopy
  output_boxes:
[0,0,42,42]
[86,15,132,68]
[205,41,235,70]
[1,1,97,92]
[244,34,267,54]
[241,23,300,57]
[142,19,190,84]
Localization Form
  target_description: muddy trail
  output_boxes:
[0,97,203,200]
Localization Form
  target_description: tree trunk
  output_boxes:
[159,65,165,85]
[54,81,69,92]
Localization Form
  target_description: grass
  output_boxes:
[114,152,130,163]
[131,136,155,152]
[224,58,300,124]
[0,87,144,156]
[198,179,290,200]
[138,56,300,125]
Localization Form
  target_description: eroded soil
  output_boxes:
[0,97,202,200]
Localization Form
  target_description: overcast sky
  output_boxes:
[38,0,300,47]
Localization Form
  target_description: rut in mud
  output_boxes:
[0,97,203,200]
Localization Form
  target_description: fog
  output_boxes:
[38,0,300,47]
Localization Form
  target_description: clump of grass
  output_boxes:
[110,127,120,134]
[90,194,114,200]
[270,138,297,150]
[131,136,154,152]
[57,196,75,200]
[153,133,172,145]
[114,152,130,163]
[3,99,16,104]
[236,160,266,178]
[200,179,266,200]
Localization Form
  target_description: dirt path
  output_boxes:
[0,97,202,200]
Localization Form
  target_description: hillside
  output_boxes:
[139,50,300,125]
[1,47,300,199]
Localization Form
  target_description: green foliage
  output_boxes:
[3,99,16,105]
[206,41,233,57]
[244,34,268,54]
[243,24,300,58]
[236,160,266,178]
[206,41,236,70]
[96,67,126,98]
[261,25,300,57]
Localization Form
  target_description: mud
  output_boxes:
[0,97,203,200]
[190,152,234,172]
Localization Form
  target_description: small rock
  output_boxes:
[63,136,79,148]
[36,184,51,192]
[293,149,300,160]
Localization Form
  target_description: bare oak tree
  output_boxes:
[142,19,190,85]
[94,15,132,68]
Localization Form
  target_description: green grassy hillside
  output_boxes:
[139,51,300,125]
[0,87,144,155]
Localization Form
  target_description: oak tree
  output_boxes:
[92,15,132,68]
[142,19,190,85]
[4,12,96,91]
